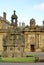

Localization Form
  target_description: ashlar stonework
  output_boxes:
[0,11,44,57]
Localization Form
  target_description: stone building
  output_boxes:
[0,12,10,56]
[0,11,44,57]
[3,11,25,57]
[23,18,44,52]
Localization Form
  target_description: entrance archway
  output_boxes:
[30,44,35,52]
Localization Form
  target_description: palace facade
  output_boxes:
[0,11,44,57]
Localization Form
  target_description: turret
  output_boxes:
[11,10,18,26]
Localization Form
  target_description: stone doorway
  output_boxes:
[30,44,35,52]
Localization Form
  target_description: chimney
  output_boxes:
[19,22,21,27]
[3,12,6,20]
[22,22,25,28]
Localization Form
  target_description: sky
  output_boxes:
[0,0,44,26]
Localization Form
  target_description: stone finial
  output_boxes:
[30,18,36,27]
[30,18,35,23]
[11,10,18,20]
[14,10,16,15]
[11,10,18,26]
[3,12,6,20]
